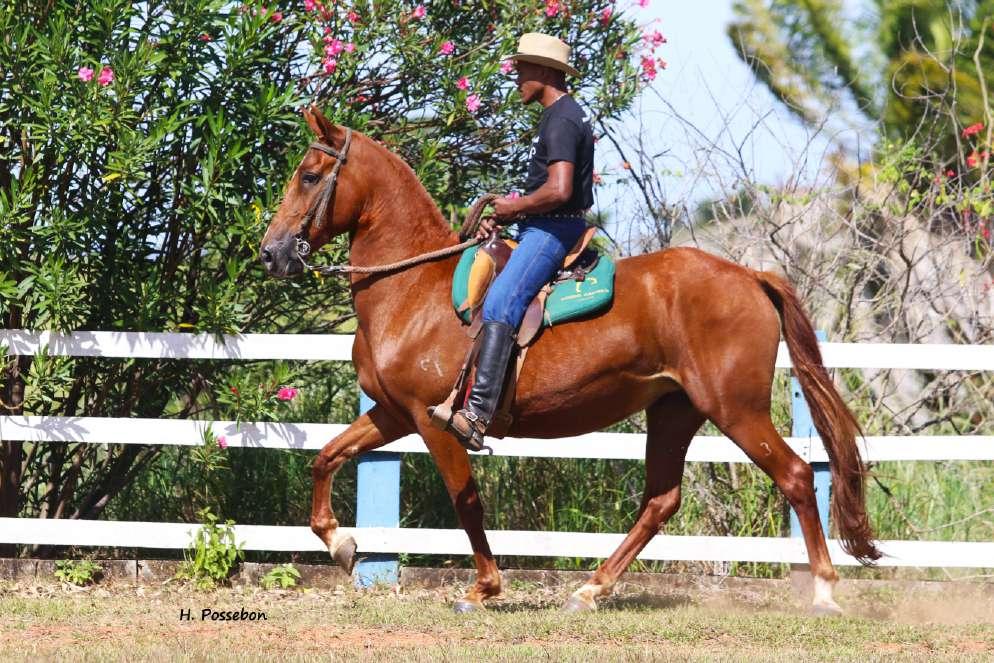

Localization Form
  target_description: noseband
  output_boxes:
[294,127,353,260]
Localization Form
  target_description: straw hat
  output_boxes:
[511,32,580,78]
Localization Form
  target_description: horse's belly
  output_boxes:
[509,366,681,438]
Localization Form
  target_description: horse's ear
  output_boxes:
[302,104,346,148]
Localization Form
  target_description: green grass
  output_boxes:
[1,581,991,661]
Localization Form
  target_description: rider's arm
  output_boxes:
[495,161,574,219]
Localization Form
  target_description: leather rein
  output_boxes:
[293,129,487,276]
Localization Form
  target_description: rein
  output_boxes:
[293,134,497,276]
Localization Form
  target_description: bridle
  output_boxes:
[287,128,494,277]
[293,127,353,263]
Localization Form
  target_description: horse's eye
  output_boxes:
[301,172,319,185]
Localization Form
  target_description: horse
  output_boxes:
[260,105,880,615]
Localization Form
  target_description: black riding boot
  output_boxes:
[448,321,517,451]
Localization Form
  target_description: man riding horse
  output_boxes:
[436,32,595,452]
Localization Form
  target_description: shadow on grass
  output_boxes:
[484,592,696,613]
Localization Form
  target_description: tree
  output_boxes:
[727,0,994,165]
[0,0,648,545]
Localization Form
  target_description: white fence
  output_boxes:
[1,330,993,568]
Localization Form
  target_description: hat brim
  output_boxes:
[511,53,580,78]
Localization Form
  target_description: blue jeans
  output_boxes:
[482,217,587,328]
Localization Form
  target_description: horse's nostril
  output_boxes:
[261,247,274,264]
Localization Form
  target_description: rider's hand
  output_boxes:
[492,195,520,220]
[474,215,498,241]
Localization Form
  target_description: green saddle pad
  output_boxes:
[451,245,615,326]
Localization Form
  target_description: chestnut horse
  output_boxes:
[261,106,879,615]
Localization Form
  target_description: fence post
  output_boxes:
[354,390,401,587]
[789,330,831,541]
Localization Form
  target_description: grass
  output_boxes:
[1,579,991,661]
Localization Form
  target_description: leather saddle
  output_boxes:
[457,225,599,347]
[434,226,600,443]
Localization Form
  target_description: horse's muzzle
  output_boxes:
[260,236,304,278]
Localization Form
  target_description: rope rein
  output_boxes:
[299,192,500,276]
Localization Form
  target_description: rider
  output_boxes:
[441,32,595,451]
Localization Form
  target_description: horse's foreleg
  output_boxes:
[311,406,407,573]
[417,423,501,612]
[565,393,703,612]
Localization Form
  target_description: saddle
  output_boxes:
[435,227,615,441]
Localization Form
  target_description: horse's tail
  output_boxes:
[755,270,881,564]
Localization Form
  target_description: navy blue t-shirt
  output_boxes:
[522,95,594,214]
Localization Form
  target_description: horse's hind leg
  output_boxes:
[564,391,705,612]
[310,405,408,574]
[716,412,842,615]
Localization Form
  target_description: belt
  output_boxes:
[520,209,590,220]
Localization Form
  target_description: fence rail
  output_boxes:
[1,416,992,462]
[1,330,992,572]
[5,329,994,370]
[1,518,991,567]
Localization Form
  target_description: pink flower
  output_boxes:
[217,435,228,449]
[77,66,94,82]
[327,38,344,55]
[412,4,426,19]
[456,76,470,90]
[323,59,337,73]
[199,33,212,42]
[466,94,481,113]
[637,0,649,6]
[271,10,283,22]
[963,122,984,138]
[304,0,315,10]
[600,7,613,24]
[500,59,514,74]
[347,9,360,23]
[644,30,667,47]
[640,55,656,81]
[967,152,979,168]
[344,42,355,53]
[97,66,114,86]
[946,169,956,178]
[439,40,455,55]
[545,1,559,17]
[277,386,299,401]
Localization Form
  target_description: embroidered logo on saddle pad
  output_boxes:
[451,244,615,327]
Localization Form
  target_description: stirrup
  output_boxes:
[447,410,492,454]
[427,403,455,431]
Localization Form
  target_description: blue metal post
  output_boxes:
[789,330,831,539]
[354,390,401,587]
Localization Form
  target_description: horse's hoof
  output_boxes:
[562,595,596,613]
[811,602,843,617]
[332,536,358,575]
[453,599,484,614]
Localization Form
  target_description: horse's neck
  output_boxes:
[347,154,458,342]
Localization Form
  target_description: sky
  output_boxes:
[596,0,868,218]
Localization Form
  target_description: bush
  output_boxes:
[54,559,103,586]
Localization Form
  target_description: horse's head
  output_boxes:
[260,105,366,278]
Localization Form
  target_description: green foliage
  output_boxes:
[177,507,245,590]
[54,559,102,586]
[728,0,994,161]
[0,0,645,525]
[260,563,301,590]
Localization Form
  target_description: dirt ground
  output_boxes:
[1,575,992,661]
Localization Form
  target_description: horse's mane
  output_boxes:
[349,128,452,234]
